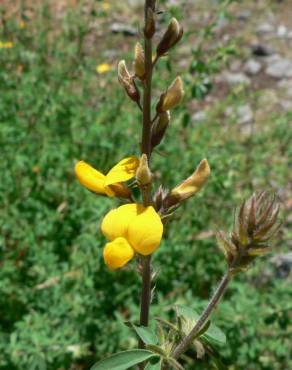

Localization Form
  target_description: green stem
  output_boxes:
[171,271,231,360]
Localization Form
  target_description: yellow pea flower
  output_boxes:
[96,63,111,74]
[0,41,14,49]
[75,156,139,198]
[101,204,163,269]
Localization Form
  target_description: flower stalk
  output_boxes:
[138,1,157,362]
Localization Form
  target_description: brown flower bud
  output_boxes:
[144,7,156,39]
[151,111,170,148]
[217,191,281,273]
[136,154,152,186]
[156,17,183,57]
[133,42,145,79]
[118,60,140,103]
[156,77,184,113]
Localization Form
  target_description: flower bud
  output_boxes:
[151,111,170,148]
[136,154,152,186]
[217,191,281,273]
[118,60,140,103]
[171,159,210,200]
[156,17,183,57]
[144,7,156,39]
[156,77,184,113]
[133,42,145,79]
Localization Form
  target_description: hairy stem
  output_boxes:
[171,271,231,360]
[138,2,156,369]
[141,0,155,158]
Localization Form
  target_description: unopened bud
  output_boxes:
[157,18,183,57]
[151,111,170,148]
[136,154,152,186]
[171,159,210,201]
[118,60,140,103]
[156,77,184,113]
[133,42,145,79]
[144,7,156,38]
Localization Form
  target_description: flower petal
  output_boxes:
[128,206,163,255]
[103,237,135,270]
[75,161,115,196]
[101,204,138,241]
[105,156,139,186]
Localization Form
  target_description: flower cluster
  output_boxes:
[74,14,212,271]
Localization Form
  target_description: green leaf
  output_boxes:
[91,350,156,370]
[176,305,226,345]
[145,358,161,370]
[132,325,159,345]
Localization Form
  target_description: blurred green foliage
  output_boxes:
[0,1,291,370]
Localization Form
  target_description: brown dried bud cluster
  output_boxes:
[217,191,281,273]
[157,17,183,57]
[156,77,184,113]
[118,60,140,103]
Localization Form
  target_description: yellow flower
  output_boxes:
[75,156,139,198]
[0,41,13,49]
[101,1,111,11]
[96,63,111,74]
[101,204,163,269]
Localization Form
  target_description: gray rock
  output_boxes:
[237,105,253,124]
[257,23,274,34]
[266,58,292,78]
[280,100,292,111]
[270,252,292,279]
[127,0,143,6]
[277,25,288,38]
[244,59,262,75]
[192,111,206,123]
[111,23,137,36]
[225,104,253,124]
[223,72,251,86]
[237,10,251,21]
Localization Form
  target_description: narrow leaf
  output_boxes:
[91,350,156,370]
[132,324,158,345]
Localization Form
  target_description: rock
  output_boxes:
[127,0,143,6]
[225,104,253,124]
[251,44,274,57]
[111,23,137,36]
[244,59,262,75]
[230,59,242,72]
[270,252,292,279]
[280,100,292,111]
[237,10,251,21]
[237,105,253,124]
[266,58,292,78]
[192,111,206,123]
[223,72,251,86]
[277,25,288,38]
[256,23,274,34]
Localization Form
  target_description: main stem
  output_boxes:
[171,271,231,360]
[138,0,156,363]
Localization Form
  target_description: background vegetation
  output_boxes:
[0,0,291,369]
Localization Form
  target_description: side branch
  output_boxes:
[171,271,231,360]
